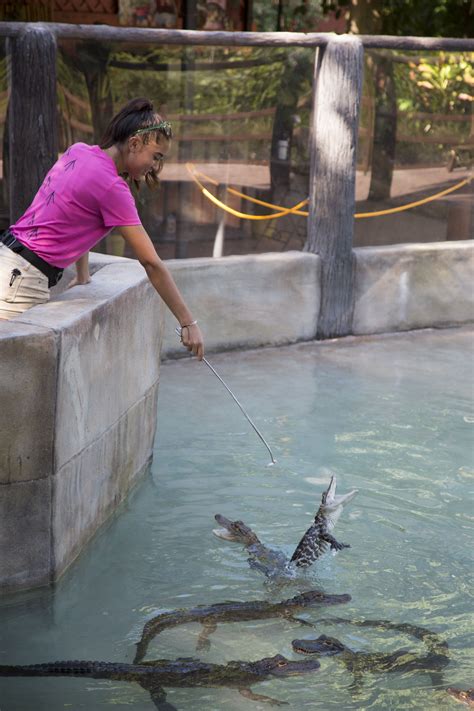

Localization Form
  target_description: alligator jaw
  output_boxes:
[212,527,239,542]
[323,476,358,511]
[319,475,358,529]
[292,634,346,656]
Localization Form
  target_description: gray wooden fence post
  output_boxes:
[7,24,58,223]
[304,36,363,339]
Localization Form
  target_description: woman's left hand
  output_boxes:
[181,322,204,361]
[67,275,92,289]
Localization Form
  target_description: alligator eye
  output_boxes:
[277,660,287,667]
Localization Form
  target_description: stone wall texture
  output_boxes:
[0,255,164,591]
[162,251,321,358]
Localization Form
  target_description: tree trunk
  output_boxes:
[347,0,397,201]
[367,54,397,201]
[77,41,114,145]
[270,51,312,190]
[7,25,58,223]
[304,36,363,339]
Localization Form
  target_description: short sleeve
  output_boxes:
[99,178,141,227]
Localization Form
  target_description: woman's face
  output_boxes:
[125,134,171,181]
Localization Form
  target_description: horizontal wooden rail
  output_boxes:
[109,57,281,72]
[1,23,473,51]
[167,108,275,122]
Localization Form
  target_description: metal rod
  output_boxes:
[175,328,276,464]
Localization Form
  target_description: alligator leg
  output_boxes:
[320,533,350,551]
[239,687,288,706]
[196,621,218,651]
[283,613,316,628]
[139,680,178,711]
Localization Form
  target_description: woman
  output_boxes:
[0,97,203,358]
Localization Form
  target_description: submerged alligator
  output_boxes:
[0,654,321,710]
[134,589,351,663]
[291,617,449,692]
[213,475,358,577]
[447,688,474,707]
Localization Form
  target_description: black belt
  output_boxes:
[1,230,63,287]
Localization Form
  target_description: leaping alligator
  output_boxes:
[291,617,449,693]
[134,589,351,663]
[0,654,321,710]
[213,475,358,577]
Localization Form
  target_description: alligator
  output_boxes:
[291,617,449,693]
[134,589,351,663]
[0,654,321,710]
[446,688,474,707]
[213,475,358,576]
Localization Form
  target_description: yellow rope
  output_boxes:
[186,164,308,220]
[186,163,471,220]
[354,177,471,217]
[226,186,309,215]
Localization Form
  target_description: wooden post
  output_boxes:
[7,24,58,223]
[305,36,363,339]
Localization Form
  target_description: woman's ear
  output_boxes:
[128,135,141,153]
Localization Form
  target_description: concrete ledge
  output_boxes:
[0,255,164,591]
[0,322,57,484]
[353,240,474,334]
[162,251,321,358]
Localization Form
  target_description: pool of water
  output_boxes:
[1,327,473,710]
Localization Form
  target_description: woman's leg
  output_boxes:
[0,244,50,320]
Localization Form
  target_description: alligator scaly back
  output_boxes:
[290,476,358,567]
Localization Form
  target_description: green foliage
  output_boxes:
[407,53,473,113]
[392,51,473,165]
[321,0,473,37]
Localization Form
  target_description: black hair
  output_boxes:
[100,97,172,189]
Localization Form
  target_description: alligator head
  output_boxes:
[446,688,474,707]
[319,476,358,529]
[213,515,260,545]
[292,634,347,656]
[252,654,320,677]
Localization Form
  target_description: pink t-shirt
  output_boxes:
[10,143,141,268]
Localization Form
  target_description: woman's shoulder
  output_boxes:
[64,142,113,165]
[64,143,125,191]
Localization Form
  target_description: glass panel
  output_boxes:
[57,40,314,258]
[0,39,8,232]
[356,49,473,247]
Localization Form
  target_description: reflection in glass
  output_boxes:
[356,50,473,247]
[57,40,314,258]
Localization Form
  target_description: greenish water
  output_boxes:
[0,328,473,710]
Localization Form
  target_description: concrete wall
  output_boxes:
[162,251,321,358]
[353,241,474,334]
[162,242,473,357]
[0,255,165,591]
